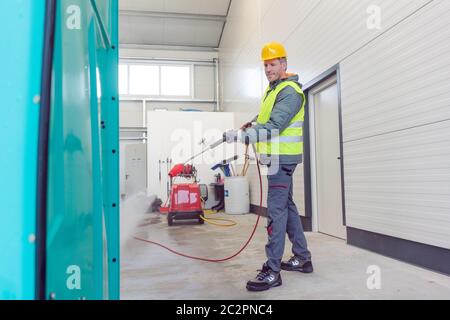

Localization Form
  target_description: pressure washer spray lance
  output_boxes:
[133,131,264,263]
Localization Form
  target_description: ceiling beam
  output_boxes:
[218,0,232,47]
[120,44,219,52]
[120,10,227,22]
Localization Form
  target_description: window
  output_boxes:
[161,66,191,96]
[119,64,128,95]
[129,65,159,95]
[119,62,192,98]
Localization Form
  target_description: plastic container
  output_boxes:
[224,177,250,215]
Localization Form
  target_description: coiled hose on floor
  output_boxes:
[200,210,237,227]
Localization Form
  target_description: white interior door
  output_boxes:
[124,143,147,197]
[310,76,346,239]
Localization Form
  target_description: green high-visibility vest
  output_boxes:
[256,81,305,156]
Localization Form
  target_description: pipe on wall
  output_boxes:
[214,58,220,112]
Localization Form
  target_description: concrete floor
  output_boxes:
[121,211,450,300]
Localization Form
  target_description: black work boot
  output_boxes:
[246,265,282,292]
[281,256,314,273]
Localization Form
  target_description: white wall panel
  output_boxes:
[194,65,215,100]
[120,15,224,47]
[344,120,450,249]
[120,15,164,45]
[339,0,450,247]
[341,0,450,141]
[120,101,216,128]
[120,101,144,127]
[285,0,432,83]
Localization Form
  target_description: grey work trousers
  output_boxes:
[265,164,312,272]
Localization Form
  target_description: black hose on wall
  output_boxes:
[36,0,57,301]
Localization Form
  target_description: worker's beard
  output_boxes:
[266,73,280,83]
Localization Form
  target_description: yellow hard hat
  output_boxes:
[261,42,287,61]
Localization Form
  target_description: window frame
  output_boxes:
[119,59,194,100]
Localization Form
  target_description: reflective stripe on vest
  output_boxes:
[256,81,305,156]
[287,121,303,129]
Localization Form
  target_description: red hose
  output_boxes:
[133,147,263,263]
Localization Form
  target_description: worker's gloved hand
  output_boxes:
[225,130,239,143]
[240,122,253,131]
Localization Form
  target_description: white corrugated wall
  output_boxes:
[219,0,450,248]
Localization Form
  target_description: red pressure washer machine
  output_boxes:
[161,135,227,226]
[166,164,208,226]
[162,134,244,226]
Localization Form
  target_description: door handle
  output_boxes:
[337,157,342,160]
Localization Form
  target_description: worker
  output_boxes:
[225,42,313,292]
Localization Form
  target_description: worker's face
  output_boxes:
[264,58,286,82]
